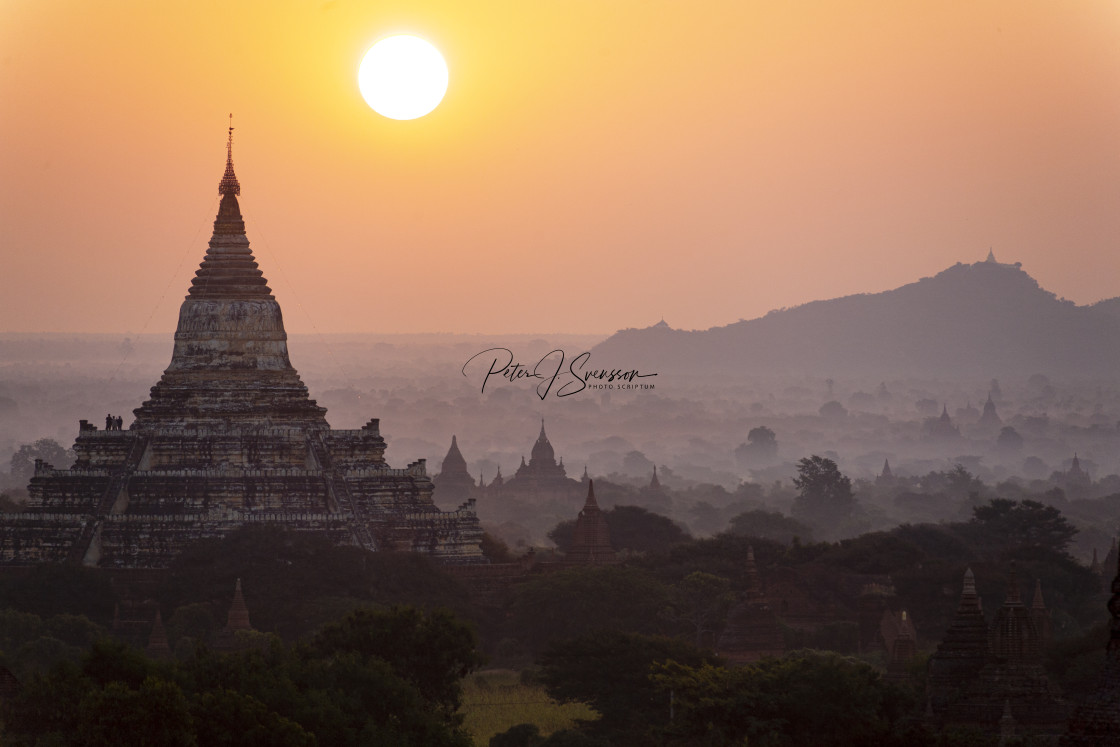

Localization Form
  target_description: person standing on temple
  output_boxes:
[105,414,112,431]
[114,415,123,431]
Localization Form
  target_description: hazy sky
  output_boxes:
[2,1,1119,335]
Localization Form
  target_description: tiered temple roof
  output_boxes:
[928,568,990,699]
[930,565,1068,737]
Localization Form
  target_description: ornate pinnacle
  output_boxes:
[962,567,976,597]
[219,114,241,196]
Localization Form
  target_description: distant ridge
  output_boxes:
[593,259,1120,377]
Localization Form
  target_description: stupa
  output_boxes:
[0,127,484,568]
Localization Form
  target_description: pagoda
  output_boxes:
[1062,539,1120,744]
[716,546,785,663]
[0,128,484,568]
[432,435,477,505]
[564,480,618,565]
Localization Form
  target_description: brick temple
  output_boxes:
[0,129,484,568]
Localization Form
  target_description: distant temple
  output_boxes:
[1062,542,1120,744]
[0,130,483,567]
[976,393,1003,431]
[563,480,617,565]
[926,405,961,441]
[505,421,581,501]
[435,422,582,510]
[432,435,477,506]
[928,565,1068,737]
[717,546,785,663]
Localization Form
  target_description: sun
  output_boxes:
[358,35,448,120]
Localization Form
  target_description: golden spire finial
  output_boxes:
[219,113,241,196]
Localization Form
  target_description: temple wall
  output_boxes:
[169,299,291,372]
[96,512,353,569]
[29,473,110,512]
[0,516,86,563]
[145,432,310,469]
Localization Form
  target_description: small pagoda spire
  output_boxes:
[538,419,548,443]
[962,566,977,597]
[227,578,252,632]
[219,114,241,196]
[880,459,893,479]
[583,479,600,510]
[1004,561,1022,606]
[650,465,661,490]
[1031,578,1046,610]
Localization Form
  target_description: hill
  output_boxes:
[592,259,1120,377]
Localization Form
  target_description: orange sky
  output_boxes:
[2,0,1119,335]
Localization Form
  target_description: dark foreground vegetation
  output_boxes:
[0,473,1108,746]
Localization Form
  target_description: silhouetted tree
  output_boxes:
[996,426,1024,452]
[661,572,735,648]
[538,631,713,745]
[968,498,1077,557]
[651,651,921,747]
[727,508,813,544]
[509,567,670,652]
[548,506,689,555]
[818,401,848,420]
[792,456,855,526]
[9,439,71,481]
[734,426,778,466]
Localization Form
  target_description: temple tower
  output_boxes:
[2,131,484,568]
[565,480,617,565]
[134,125,327,431]
[433,435,477,505]
[717,546,785,663]
[928,568,990,700]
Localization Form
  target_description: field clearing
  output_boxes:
[460,670,598,746]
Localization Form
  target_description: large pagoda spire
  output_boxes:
[132,124,326,429]
[188,117,271,300]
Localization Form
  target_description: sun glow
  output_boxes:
[358,35,448,120]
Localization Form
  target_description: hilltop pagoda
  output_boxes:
[0,129,484,568]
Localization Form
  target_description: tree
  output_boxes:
[968,498,1078,557]
[191,689,314,747]
[996,426,1024,453]
[480,532,516,563]
[9,438,71,481]
[727,509,813,544]
[538,631,714,745]
[661,572,735,648]
[509,566,671,652]
[735,426,778,466]
[77,677,196,747]
[792,455,855,526]
[651,651,921,747]
[311,606,483,717]
[163,524,471,639]
[548,506,689,555]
